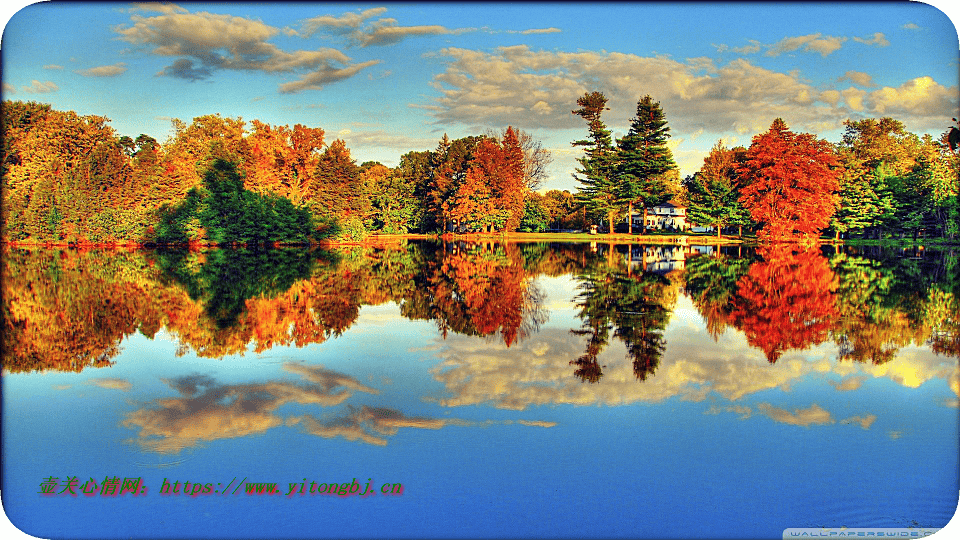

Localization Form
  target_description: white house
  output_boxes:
[631,200,690,231]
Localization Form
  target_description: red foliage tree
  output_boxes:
[737,119,842,242]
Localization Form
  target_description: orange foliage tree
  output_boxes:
[736,119,842,242]
[246,121,324,205]
[497,127,527,231]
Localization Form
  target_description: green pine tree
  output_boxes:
[615,95,676,235]
[572,92,618,233]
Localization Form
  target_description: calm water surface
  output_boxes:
[2,241,958,539]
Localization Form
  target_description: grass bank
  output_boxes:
[346,231,753,245]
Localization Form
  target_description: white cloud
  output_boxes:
[756,403,835,427]
[90,378,132,391]
[76,63,128,77]
[766,33,847,57]
[130,2,188,15]
[818,89,841,106]
[839,414,877,429]
[866,76,957,122]
[334,128,438,151]
[277,59,382,93]
[114,5,376,91]
[853,32,890,47]
[838,70,875,87]
[21,80,58,94]
[521,27,562,35]
[301,7,389,36]
[720,31,885,59]
[841,86,867,111]
[829,375,866,391]
[429,46,865,137]
[354,22,463,47]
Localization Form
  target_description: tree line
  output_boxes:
[1,100,558,245]
[3,98,957,245]
[570,91,959,242]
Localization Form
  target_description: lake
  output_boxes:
[2,240,957,539]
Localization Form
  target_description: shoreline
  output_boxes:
[2,233,957,249]
[1,233,748,248]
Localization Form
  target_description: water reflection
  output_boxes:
[2,241,958,375]
[571,246,676,382]
[121,364,452,453]
[153,247,326,329]
[3,241,957,537]
[400,242,547,346]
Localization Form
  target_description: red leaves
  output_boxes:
[737,119,841,242]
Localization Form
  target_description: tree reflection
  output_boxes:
[2,248,158,372]
[3,241,956,373]
[729,244,838,363]
[683,251,752,340]
[152,247,323,328]
[570,244,675,382]
[401,242,547,347]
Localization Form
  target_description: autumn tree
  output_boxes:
[542,189,585,230]
[162,114,250,201]
[936,122,960,239]
[449,156,497,232]
[829,149,888,241]
[444,129,526,232]
[836,118,919,237]
[487,127,553,191]
[572,92,619,232]
[394,150,433,232]
[496,127,527,231]
[310,139,370,240]
[908,134,957,238]
[683,142,751,238]
[246,121,324,205]
[519,192,551,232]
[1,101,135,243]
[615,95,676,235]
[361,162,420,234]
[736,119,841,242]
[426,135,484,232]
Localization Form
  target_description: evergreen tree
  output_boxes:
[571,92,618,233]
[615,95,676,234]
[829,150,886,240]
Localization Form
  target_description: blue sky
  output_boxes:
[1,2,958,192]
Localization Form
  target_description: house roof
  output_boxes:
[652,199,684,209]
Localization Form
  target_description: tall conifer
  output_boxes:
[615,95,676,235]
[572,92,618,233]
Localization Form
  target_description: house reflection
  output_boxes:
[621,243,715,274]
